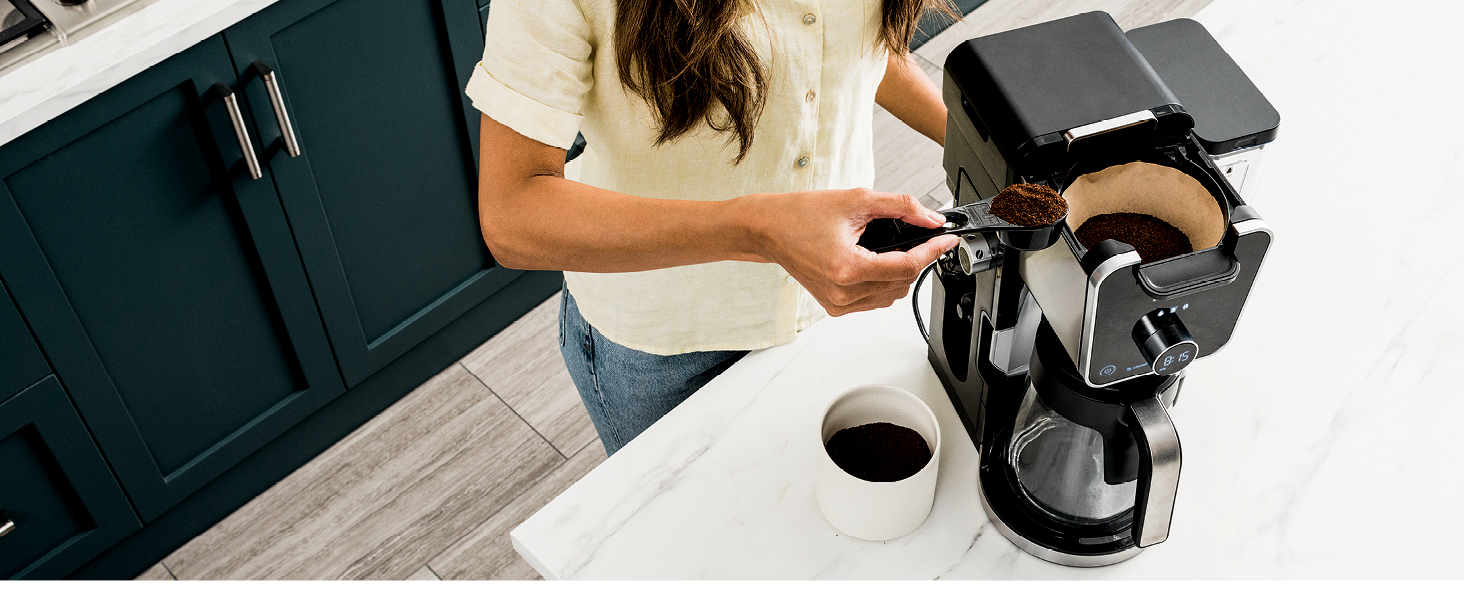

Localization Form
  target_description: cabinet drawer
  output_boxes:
[0,376,140,579]
[0,279,48,401]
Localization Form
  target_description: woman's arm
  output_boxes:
[876,51,947,146]
[476,113,958,316]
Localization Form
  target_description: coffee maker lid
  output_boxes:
[944,12,1194,178]
[1126,19,1281,156]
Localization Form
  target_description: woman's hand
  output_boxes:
[730,188,958,316]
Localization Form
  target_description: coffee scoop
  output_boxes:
[858,187,1068,253]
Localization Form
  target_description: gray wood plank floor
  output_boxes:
[139,0,1208,580]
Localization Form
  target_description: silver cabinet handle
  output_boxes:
[252,61,302,157]
[211,83,263,180]
[0,509,15,538]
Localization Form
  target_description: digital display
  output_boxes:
[1151,341,1198,376]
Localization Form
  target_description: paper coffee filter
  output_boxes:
[1062,162,1226,251]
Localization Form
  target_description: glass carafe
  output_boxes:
[1005,373,1182,529]
[1008,385,1137,523]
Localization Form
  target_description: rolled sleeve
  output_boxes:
[466,0,594,150]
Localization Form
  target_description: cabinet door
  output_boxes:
[223,0,522,386]
[0,36,344,521]
[0,278,48,402]
[0,377,140,579]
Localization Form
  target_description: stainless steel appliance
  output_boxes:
[862,12,1279,567]
[0,0,153,72]
[1,1,47,56]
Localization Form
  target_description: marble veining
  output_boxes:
[0,0,282,147]
[512,0,1464,579]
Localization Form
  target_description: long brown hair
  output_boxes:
[614,0,958,163]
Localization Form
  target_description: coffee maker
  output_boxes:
[925,13,1277,566]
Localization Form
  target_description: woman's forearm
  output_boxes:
[876,51,947,146]
[477,114,763,272]
[480,168,765,273]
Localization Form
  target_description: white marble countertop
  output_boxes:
[511,0,1464,579]
[0,0,280,147]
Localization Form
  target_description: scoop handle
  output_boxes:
[857,199,1064,253]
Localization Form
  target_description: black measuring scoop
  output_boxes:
[857,194,1067,253]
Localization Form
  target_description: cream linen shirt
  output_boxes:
[465,0,890,355]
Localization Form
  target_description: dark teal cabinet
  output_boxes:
[0,279,48,402]
[0,376,141,579]
[0,0,564,578]
[222,0,519,386]
[0,35,345,521]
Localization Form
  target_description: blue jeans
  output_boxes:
[559,286,746,456]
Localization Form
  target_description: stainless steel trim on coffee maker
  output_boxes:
[986,289,1041,376]
[978,479,1143,568]
[1126,395,1181,547]
[1018,236,1091,367]
[956,232,1000,276]
[1077,250,1144,386]
[1023,240,1151,388]
[1062,110,1158,150]
[1231,218,1272,240]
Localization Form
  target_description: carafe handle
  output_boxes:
[1127,395,1182,547]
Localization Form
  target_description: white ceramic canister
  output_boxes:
[815,384,942,541]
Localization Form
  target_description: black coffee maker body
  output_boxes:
[928,13,1277,566]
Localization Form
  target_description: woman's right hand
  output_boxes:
[729,188,959,317]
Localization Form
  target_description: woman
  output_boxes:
[467,0,960,455]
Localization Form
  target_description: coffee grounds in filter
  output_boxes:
[989,183,1068,226]
[1075,212,1192,263]
[825,422,932,482]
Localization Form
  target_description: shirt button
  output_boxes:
[803,13,816,25]
[786,275,797,285]
[796,156,810,168]
[805,90,816,102]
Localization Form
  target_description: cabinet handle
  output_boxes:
[0,509,14,538]
[252,61,302,157]
[211,83,263,180]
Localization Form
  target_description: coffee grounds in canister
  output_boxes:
[825,422,932,482]
[989,183,1068,226]
[1075,212,1192,263]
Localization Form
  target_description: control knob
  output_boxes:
[1133,312,1198,376]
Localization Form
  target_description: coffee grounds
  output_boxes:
[1075,212,1192,263]
[825,422,932,482]
[989,183,1068,226]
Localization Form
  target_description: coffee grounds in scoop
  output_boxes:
[989,183,1068,226]
[1075,212,1192,263]
[825,422,932,482]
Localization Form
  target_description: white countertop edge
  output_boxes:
[0,0,281,147]
[510,530,560,580]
